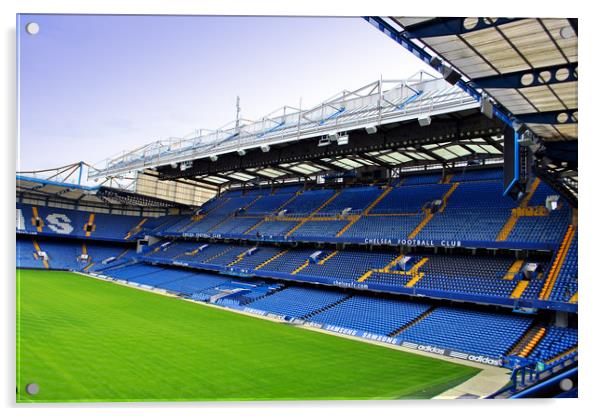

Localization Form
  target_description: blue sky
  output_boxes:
[17,14,433,171]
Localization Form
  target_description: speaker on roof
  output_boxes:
[430,57,442,68]
[441,66,461,85]
[480,97,494,119]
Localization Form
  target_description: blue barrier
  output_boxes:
[136,255,577,313]
[155,231,557,252]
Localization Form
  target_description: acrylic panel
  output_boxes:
[16,14,578,402]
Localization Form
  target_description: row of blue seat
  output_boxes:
[17,169,573,250]
[17,237,128,271]
[140,242,571,305]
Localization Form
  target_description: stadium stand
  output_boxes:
[309,296,431,336]
[398,172,442,186]
[397,307,533,358]
[548,232,578,303]
[245,286,349,318]
[150,169,572,250]
[526,327,578,366]
[17,203,158,241]
[416,180,517,242]
[16,165,578,375]
[281,189,336,215]
[16,236,130,271]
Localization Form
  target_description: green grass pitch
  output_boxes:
[17,269,480,402]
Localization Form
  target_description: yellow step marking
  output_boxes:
[510,280,530,299]
[227,251,248,267]
[545,346,577,365]
[84,213,96,237]
[357,270,373,282]
[284,220,306,237]
[282,193,342,237]
[318,251,339,265]
[244,218,265,235]
[405,272,426,288]
[440,173,453,184]
[569,292,578,303]
[519,177,541,208]
[405,258,430,287]
[31,206,43,232]
[518,327,546,358]
[383,253,406,272]
[504,259,524,280]
[32,240,49,269]
[438,182,459,213]
[292,260,310,275]
[311,190,342,215]
[335,216,360,237]
[125,217,148,240]
[255,249,289,270]
[363,186,392,214]
[276,193,299,212]
[540,225,575,300]
[406,184,458,239]
[496,216,519,241]
[497,178,542,241]
[336,187,392,237]
[205,247,234,263]
[407,212,434,239]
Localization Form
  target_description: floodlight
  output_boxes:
[337,135,349,146]
[418,116,431,127]
[480,97,494,119]
[365,125,378,134]
[318,137,331,147]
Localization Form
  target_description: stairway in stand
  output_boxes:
[539,225,576,300]
[387,307,435,337]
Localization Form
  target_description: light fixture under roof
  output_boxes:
[365,125,378,134]
[418,116,431,127]
[318,137,331,147]
[337,135,349,146]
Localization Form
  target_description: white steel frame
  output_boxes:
[89,72,479,180]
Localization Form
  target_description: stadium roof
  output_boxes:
[383,17,578,141]
[88,73,484,180]
[17,163,189,209]
[366,17,577,205]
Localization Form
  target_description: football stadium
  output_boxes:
[16,16,578,401]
